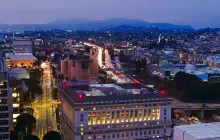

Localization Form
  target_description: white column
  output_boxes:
[141,109,144,121]
[128,110,131,122]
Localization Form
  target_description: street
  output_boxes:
[33,64,59,139]
[84,42,133,83]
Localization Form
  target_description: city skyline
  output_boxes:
[0,0,220,28]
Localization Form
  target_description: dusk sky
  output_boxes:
[0,0,220,28]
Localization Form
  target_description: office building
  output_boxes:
[12,38,33,53]
[59,82,172,140]
[174,122,220,140]
[60,48,99,82]
[0,57,12,140]
[7,68,29,123]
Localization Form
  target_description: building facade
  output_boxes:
[59,83,172,140]
[60,48,99,82]
[0,58,12,140]
[5,53,37,68]
[12,38,33,53]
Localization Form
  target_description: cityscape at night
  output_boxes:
[1,0,220,140]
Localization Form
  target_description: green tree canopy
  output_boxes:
[43,131,61,140]
[23,135,40,140]
[174,71,220,102]
[27,68,43,94]
[15,113,36,135]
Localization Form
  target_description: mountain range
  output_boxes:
[0,18,193,31]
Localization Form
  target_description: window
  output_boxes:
[0,127,9,133]
[117,133,120,137]
[126,132,129,137]
[148,130,151,135]
[131,132,133,136]
[153,130,155,134]
[135,132,138,136]
[164,109,167,115]
[80,114,84,121]
[157,130,159,134]
[0,106,8,111]
[140,131,142,135]
[121,133,124,137]
[72,61,75,67]
[112,134,115,138]
[164,117,167,120]
[0,120,8,125]
[144,131,146,135]
[93,135,96,139]
[164,129,166,133]
[0,90,7,97]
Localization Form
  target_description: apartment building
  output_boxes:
[59,83,173,140]
[60,48,99,82]
[0,57,12,140]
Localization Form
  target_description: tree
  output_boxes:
[23,135,40,140]
[15,113,36,137]
[27,68,43,95]
[43,131,61,140]
[10,130,18,140]
[52,88,58,100]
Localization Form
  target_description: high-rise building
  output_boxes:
[0,57,12,140]
[60,48,99,82]
[12,38,33,53]
[59,82,172,140]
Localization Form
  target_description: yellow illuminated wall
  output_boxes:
[87,108,160,126]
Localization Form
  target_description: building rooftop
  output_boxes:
[12,37,31,41]
[8,68,30,79]
[59,82,172,107]
[175,122,220,139]
[5,53,37,61]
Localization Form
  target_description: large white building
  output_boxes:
[174,122,220,140]
[12,38,33,53]
[0,57,12,140]
[59,82,173,140]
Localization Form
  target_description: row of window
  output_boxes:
[78,122,170,131]
[86,109,160,125]
[0,106,8,112]
[0,99,8,104]
[85,129,167,140]
[0,90,7,97]
[0,113,8,118]
[80,104,169,111]
[0,82,7,89]
[0,120,8,126]
[0,134,9,139]
[0,127,9,133]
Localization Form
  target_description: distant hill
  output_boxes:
[49,18,193,30]
[0,18,193,31]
